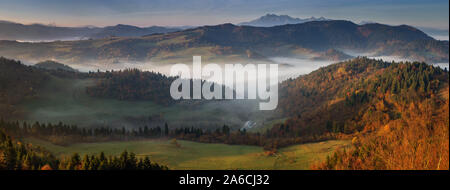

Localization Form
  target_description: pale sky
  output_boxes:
[0,0,448,29]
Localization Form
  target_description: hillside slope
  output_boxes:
[0,57,49,118]
[273,57,448,169]
[277,57,448,135]
[34,60,78,72]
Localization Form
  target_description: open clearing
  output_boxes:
[24,138,350,170]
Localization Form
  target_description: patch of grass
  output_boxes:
[23,138,350,170]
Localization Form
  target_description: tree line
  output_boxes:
[0,130,167,170]
[0,119,334,152]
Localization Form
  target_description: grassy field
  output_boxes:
[23,138,350,170]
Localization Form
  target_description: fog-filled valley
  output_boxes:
[1,9,449,171]
[13,56,335,132]
[6,54,446,134]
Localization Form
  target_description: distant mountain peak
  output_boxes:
[239,13,331,27]
[261,13,292,18]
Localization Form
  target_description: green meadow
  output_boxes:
[24,138,350,170]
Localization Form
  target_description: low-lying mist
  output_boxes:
[16,55,448,131]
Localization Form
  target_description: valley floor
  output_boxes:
[23,138,350,170]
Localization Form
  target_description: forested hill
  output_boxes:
[0,58,170,118]
[34,60,78,72]
[195,21,432,48]
[274,57,448,169]
[85,69,235,106]
[277,57,448,136]
[85,69,176,105]
[0,57,49,118]
[0,129,168,170]
[193,21,447,62]
[0,57,231,118]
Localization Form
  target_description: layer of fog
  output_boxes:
[61,57,334,89]
[44,55,448,96]
[15,37,86,43]
[21,56,448,130]
[431,35,449,41]
[341,50,449,70]
[30,58,332,129]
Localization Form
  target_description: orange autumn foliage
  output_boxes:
[313,86,449,170]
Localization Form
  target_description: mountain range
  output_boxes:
[239,14,448,40]
[0,20,448,64]
[239,14,330,27]
[0,20,180,41]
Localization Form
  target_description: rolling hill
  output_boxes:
[274,57,449,169]
[0,57,252,129]
[0,20,447,64]
[34,60,78,72]
[0,20,180,41]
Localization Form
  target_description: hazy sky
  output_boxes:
[0,0,448,29]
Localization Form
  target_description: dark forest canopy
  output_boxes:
[277,57,448,137]
[85,68,177,105]
[0,57,49,118]
[276,57,449,169]
[0,129,168,170]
